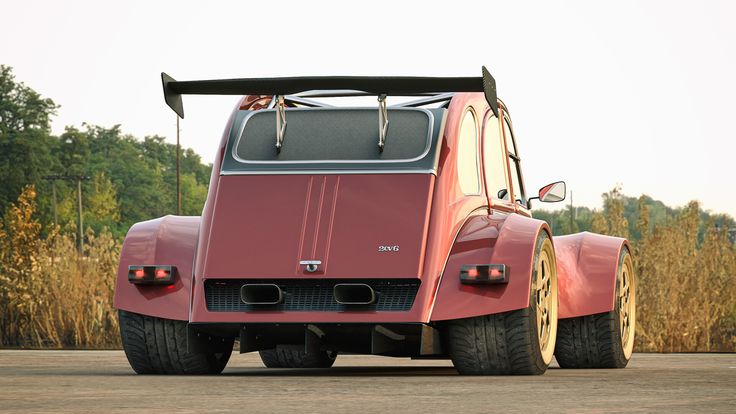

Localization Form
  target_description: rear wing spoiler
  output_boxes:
[161,66,498,118]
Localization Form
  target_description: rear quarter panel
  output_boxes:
[430,213,549,321]
[113,215,200,321]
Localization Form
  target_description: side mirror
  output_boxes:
[527,181,566,208]
[538,181,566,202]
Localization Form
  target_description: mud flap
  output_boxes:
[186,324,233,354]
[371,326,406,355]
[304,325,326,354]
[420,325,443,355]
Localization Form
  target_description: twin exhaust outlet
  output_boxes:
[240,283,376,305]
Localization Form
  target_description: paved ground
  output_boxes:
[0,351,733,413]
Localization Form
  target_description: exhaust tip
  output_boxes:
[241,284,283,305]
[333,283,376,305]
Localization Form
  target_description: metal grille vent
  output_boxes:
[204,279,420,312]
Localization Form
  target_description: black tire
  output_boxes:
[118,310,233,375]
[259,348,337,368]
[554,247,635,368]
[445,231,558,375]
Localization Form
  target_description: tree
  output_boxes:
[57,126,91,176]
[85,173,120,233]
[0,65,58,135]
[0,66,60,220]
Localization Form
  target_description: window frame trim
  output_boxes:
[500,111,528,209]
[457,106,482,196]
[481,110,515,210]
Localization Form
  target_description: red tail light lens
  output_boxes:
[460,264,507,285]
[128,265,176,285]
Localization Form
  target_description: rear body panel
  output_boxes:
[189,173,435,323]
[200,174,433,279]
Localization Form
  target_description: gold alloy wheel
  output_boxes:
[619,252,636,359]
[535,239,558,365]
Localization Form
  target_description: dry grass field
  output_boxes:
[1,186,734,352]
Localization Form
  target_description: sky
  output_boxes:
[2,0,735,217]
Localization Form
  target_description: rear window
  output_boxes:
[221,107,445,174]
[234,108,431,163]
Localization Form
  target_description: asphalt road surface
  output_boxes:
[0,351,734,413]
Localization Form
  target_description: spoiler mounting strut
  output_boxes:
[275,95,287,152]
[378,94,388,151]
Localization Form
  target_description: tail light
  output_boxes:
[128,265,176,285]
[460,264,508,285]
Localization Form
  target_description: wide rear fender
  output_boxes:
[430,213,548,322]
[554,232,629,319]
[113,215,200,321]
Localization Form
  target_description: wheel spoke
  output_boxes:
[619,262,633,347]
[541,264,550,286]
[537,256,549,346]
[530,241,558,363]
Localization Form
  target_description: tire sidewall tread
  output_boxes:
[118,310,233,375]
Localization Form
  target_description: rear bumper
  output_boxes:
[188,322,445,357]
[190,277,434,324]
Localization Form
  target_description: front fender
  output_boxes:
[430,213,549,322]
[554,231,629,319]
[113,215,200,321]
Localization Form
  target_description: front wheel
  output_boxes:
[119,310,233,375]
[445,231,558,375]
[554,247,636,368]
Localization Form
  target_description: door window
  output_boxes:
[483,114,510,201]
[457,110,481,195]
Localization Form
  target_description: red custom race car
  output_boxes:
[114,67,636,375]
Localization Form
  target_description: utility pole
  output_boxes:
[42,175,90,252]
[77,178,83,251]
[176,116,182,215]
[51,180,58,227]
[569,190,574,232]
